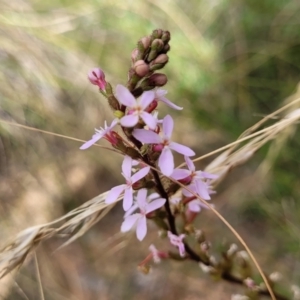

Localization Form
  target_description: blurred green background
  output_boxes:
[1,0,300,299]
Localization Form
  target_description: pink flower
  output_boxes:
[121,189,166,241]
[154,89,183,110]
[188,199,211,213]
[168,231,186,257]
[172,156,218,200]
[116,85,157,130]
[149,244,161,263]
[106,156,150,211]
[88,68,107,90]
[80,119,118,150]
[133,115,195,176]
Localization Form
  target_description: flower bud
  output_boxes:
[152,29,163,39]
[88,68,106,90]
[141,36,151,49]
[147,39,164,61]
[164,45,171,54]
[269,272,282,282]
[141,73,168,90]
[227,243,238,258]
[149,54,169,71]
[134,60,150,77]
[161,31,171,43]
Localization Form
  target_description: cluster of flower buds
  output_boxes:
[81,29,218,260]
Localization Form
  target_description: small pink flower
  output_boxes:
[88,68,107,90]
[80,119,118,150]
[121,189,166,241]
[188,199,211,213]
[106,156,150,211]
[168,231,186,257]
[133,115,195,176]
[172,156,218,200]
[116,85,157,130]
[149,244,161,263]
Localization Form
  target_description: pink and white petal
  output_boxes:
[159,96,183,110]
[182,183,197,197]
[162,115,174,139]
[131,166,150,183]
[123,187,134,211]
[136,216,147,241]
[195,180,211,200]
[185,156,195,172]
[80,133,103,150]
[146,198,166,213]
[122,156,132,179]
[169,142,195,156]
[109,118,119,128]
[140,112,157,130]
[158,147,174,176]
[148,192,160,201]
[178,244,186,257]
[124,202,139,217]
[140,91,155,109]
[188,200,201,212]
[120,114,139,128]
[121,214,140,232]
[136,188,148,209]
[106,184,126,204]
[199,171,219,179]
[116,84,136,107]
[132,129,161,144]
[171,169,191,180]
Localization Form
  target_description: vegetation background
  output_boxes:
[0,0,300,299]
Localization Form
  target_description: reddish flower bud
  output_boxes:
[134,60,150,77]
[148,73,168,87]
[140,36,151,49]
[88,68,107,90]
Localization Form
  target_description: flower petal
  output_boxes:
[195,180,211,200]
[131,166,150,183]
[132,129,161,144]
[80,132,103,150]
[199,171,219,179]
[106,184,126,204]
[136,188,148,209]
[124,202,139,217]
[140,112,157,130]
[116,84,136,107]
[185,156,195,172]
[140,91,155,109]
[146,198,166,213]
[120,114,139,128]
[156,90,183,110]
[121,214,140,232]
[122,156,132,179]
[169,142,195,156]
[136,216,147,241]
[188,200,201,212]
[148,192,160,201]
[171,169,191,180]
[162,115,174,139]
[123,187,134,211]
[159,147,174,176]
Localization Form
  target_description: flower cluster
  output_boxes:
[80,29,218,258]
